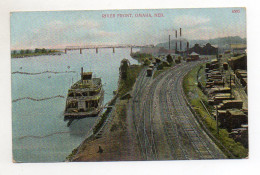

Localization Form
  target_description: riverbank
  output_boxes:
[66,53,185,161]
[183,62,248,158]
[11,51,62,58]
[66,60,144,161]
[11,48,139,162]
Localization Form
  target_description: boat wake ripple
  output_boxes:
[18,131,70,140]
[12,95,65,103]
[12,70,76,75]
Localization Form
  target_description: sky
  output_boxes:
[10,8,246,49]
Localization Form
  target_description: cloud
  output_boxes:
[174,15,210,27]
[11,12,245,49]
[180,24,246,40]
[107,18,165,45]
[12,19,115,49]
[76,20,100,29]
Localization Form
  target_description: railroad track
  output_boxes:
[159,64,191,160]
[130,61,225,160]
[131,66,170,160]
[131,67,152,159]
[169,63,214,159]
[167,62,225,159]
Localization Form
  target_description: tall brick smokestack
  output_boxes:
[81,67,83,82]
[180,28,182,51]
[175,30,178,51]
[187,42,189,55]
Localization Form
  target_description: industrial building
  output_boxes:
[228,54,247,70]
[188,43,218,55]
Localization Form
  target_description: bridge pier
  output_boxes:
[96,48,98,54]
[65,49,67,54]
[130,47,133,54]
[113,47,115,53]
[80,48,82,54]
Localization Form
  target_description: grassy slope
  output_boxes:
[183,63,248,158]
[118,65,143,96]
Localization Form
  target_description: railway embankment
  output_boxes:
[66,59,144,161]
[183,63,248,158]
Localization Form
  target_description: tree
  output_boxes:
[41,48,47,53]
[162,61,170,67]
[175,56,181,64]
[166,54,173,63]
[20,50,25,54]
[157,63,164,70]
[143,58,151,66]
[25,49,31,54]
[13,50,17,54]
[120,59,130,80]
[35,48,40,53]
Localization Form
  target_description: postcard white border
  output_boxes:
[1,0,260,175]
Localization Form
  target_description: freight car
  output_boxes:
[147,68,153,77]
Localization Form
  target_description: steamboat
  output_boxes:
[64,68,104,125]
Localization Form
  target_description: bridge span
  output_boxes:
[64,44,155,54]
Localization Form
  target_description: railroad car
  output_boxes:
[223,62,228,70]
[149,64,154,69]
[155,57,161,63]
[147,68,153,77]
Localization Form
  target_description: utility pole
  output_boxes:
[216,107,219,135]
[230,74,232,98]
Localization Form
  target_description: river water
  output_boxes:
[11,48,139,162]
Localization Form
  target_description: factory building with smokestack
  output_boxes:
[141,27,189,56]
[173,27,189,56]
[188,43,218,55]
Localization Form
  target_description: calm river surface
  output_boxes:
[12,48,139,162]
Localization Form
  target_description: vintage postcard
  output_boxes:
[11,8,247,163]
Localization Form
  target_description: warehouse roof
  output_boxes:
[227,109,245,116]
[230,54,246,61]
[230,44,247,49]
[190,52,199,56]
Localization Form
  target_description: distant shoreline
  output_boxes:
[11,52,63,59]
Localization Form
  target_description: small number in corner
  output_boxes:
[232,9,240,13]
